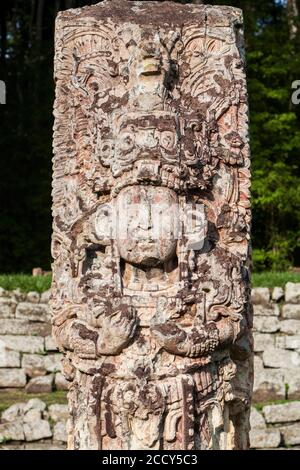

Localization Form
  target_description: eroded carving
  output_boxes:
[52,0,252,450]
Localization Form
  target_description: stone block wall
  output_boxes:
[252,283,300,403]
[1,282,300,449]
[0,399,67,449]
[1,398,300,450]
[250,402,300,449]
[0,288,68,392]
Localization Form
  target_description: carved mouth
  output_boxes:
[140,59,161,75]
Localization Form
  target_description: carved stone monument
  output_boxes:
[52,0,252,450]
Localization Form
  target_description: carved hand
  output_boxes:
[151,322,188,356]
[151,320,227,358]
[96,306,138,355]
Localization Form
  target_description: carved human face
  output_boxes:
[115,185,178,267]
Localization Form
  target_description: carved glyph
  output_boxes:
[52,0,252,450]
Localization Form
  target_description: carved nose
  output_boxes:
[141,43,157,58]
[138,204,153,231]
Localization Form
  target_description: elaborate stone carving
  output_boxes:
[52,0,252,450]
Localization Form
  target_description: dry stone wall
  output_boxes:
[0,288,68,393]
[0,399,67,450]
[1,398,300,450]
[2,282,300,399]
[252,283,300,403]
[250,402,300,449]
[1,282,300,449]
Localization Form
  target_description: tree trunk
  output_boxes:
[36,0,45,45]
[288,0,299,39]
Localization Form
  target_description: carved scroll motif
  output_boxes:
[52,1,252,450]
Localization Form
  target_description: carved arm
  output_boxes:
[52,305,137,358]
[151,317,236,358]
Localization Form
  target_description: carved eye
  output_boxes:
[192,50,204,58]
[119,133,135,152]
[160,131,176,151]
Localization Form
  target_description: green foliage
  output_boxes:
[2,272,300,291]
[253,244,293,272]
[0,274,51,293]
[0,1,300,271]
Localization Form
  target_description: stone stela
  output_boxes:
[52,0,252,450]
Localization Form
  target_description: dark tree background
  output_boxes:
[0,0,300,273]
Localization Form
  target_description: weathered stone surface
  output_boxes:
[1,403,26,422]
[249,429,281,449]
[48,404,69,423]
[285,282,300,304]
[284,369,300,400]
[251,288,270,305]
[276,335,300,350]
[25,375,53,394]
[0,368,26,388]
[263,347,300,369]
[45,335,58,351]
[0,319,51,336]
[41,290,51,303]
[16,302,50,323]
[22,354,47,377]
[284,370,300,400]
[253,333,274,352]
[263,402,300,423]
[253,304,280,317]
[282,304,300,320]
[0,421,25,442]
[22,353,62,376]
[26,292,40,304]
[0,342,20,367]
[0,335,44,353]
[280,423,300,446]
[52,0,252,450]
[53,421,67,442]
[23,418,52,442]
[12,289,26,302]
[272,287,284,302]
[254,355,264,371]
[24,398,47,413]
[0,298,17,318]
[54,372,69,391]
[280,320,300,335]
[253,316,280,333]
[250,408,266,430]
[0,399,55,445]
[0,442,66,450]
[253,368,285,402]
[44,354,62,373]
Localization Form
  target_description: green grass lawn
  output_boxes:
[252,271,300,288]
[0,390,67,413]
[0,271,300,293]
[0,274,51,293]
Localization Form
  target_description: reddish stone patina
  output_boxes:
[52,0,252,450]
